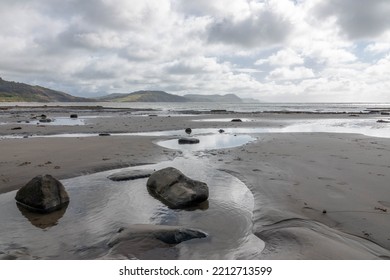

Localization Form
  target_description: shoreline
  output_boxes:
[1,105,390,259]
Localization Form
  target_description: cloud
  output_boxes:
[207,1,293,48]
[314,0,390,39]
[255,48,304,66]
[267,66,315,80]
[0,0,390,102]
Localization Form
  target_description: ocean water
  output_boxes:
[1,102,390,114]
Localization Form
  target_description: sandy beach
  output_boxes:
[1,106,389,259]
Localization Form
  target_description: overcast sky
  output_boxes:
[1,0,390,102]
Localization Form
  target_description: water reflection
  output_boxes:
[158,134,255,151]
[17,203,68,229]
[0,158,262,259]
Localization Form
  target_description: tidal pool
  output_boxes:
[0,158,263,260]
[157,134,255,151]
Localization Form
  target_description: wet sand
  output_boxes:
[1,106,390,259]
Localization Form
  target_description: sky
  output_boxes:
[1,0,390,102]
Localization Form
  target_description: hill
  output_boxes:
[0,77,89,102]
[100,90,189,102]
[184,93,243,103]
[101,91,249,103]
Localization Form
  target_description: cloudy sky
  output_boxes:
[1,0,390,102]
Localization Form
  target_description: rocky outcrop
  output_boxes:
[108,224,208,247]
[178,138,200,144]
[108,170,153,181]
[15,175,69,213]
[146,167,209,208]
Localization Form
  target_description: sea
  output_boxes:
[1,102,390,114]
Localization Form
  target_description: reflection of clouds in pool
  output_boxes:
[0,158,262,259]
[4,118,390,140]
[278,119,390,138]
[157,134,255,151]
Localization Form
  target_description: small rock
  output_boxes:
[377,119,390,123]
[231,119,242,122]
[70,114,78,119]
[108,170,153,181]
[185,128,192,134]
[322,210,327,214]
[11,127,22,130]
[218,129,225,133]
[39,119,52,123]
[178,138,200,144]
[99,133,111,136]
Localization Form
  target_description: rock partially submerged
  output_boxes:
[70,114,78,119]
[231,119,242,122]
[108,170,153,181]
[15,175,69,213]
[178,137,200,144]
[108,224,208,247]
[147,167,209,208]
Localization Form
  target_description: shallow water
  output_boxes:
[157,134,255,152]
[3,117,390,140]
[0,158,263,259]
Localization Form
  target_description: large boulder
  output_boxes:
[146,167,208,208]
[15,175,69,213]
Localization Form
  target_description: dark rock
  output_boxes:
[377,119,390,123]
[178,137,199,144]
[15,175,69,213]
[211,109,227,113]
[231,119,242,122]
[99,133,111,136]
[147,167,209,208]
[218,129,225,133]
[11,127,22,130]
[108,170,153,181]
[40,114,47,119]
[108,224,207,247]
[39,119,52,123]
[380,112,390,115]
[70,114,78,119]
[185,128,192,134]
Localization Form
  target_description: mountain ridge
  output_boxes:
[0,77,90,102]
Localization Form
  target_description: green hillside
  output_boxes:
[0,77,90,102]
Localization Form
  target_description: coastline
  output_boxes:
[1,105,390,259]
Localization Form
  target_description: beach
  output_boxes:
[1,105,389,259]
